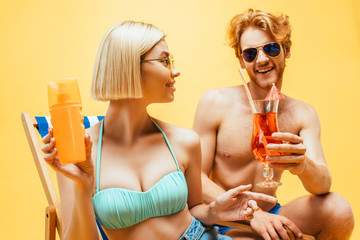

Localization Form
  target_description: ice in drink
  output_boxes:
[251,112,282,163]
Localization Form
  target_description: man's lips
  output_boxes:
[256,67,274,74]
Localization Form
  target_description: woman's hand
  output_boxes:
[210,184,277,222]
[41,128,94,190]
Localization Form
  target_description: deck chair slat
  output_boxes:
[21,112,62,238]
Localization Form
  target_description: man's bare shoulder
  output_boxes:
[194,86,246,130]
[282,96,320,128]
[199,86,243,107]
[284,97,318,115]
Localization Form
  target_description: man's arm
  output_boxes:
[194,91,303,239]
[267,103,331,195]
[193,90,227,204]
[296,103,331,194]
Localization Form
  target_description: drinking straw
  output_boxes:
[238,68,257,113]
[238,68,271,156]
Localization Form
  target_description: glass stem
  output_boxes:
[263,164,274,185]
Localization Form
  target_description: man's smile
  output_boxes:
[256,67,274,74]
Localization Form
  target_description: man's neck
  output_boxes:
[248,80,283,100]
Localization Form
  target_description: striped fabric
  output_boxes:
[35,116,104,138]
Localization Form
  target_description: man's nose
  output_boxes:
[256,49,269,65]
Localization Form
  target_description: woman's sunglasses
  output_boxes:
[241,42,281,63]
[141,54,174,73]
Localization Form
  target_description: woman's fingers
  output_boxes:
[230,185,277,204]
[245,191,277,203]
[244,207,254,218]
[248,199,259,211]
[41,137,56,153]
[43,147,57,161]
[41,129,56,155]
[243,200,258,220]
[85,133,92,158]
[42,129,53,144]
[229,184,252,196]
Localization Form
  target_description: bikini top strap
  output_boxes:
[96,120,104,193]
[151,119,180,171]
[96,119,180,193]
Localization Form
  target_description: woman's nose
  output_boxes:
[171,66,180,77]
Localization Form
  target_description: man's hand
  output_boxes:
[250,210,302,240]
[211,184,278,222]
[266,132,307,175]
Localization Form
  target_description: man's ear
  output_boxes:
[285,48,291,59]
[239,58,246,68]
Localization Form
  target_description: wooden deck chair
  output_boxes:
[21,112,104,240]
[22,112,61,240]
[21,112,314,240]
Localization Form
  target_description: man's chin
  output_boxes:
[253,79,277,89]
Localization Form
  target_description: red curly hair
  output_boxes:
[227,9,292,60]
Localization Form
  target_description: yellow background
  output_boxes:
[1,0,359,239]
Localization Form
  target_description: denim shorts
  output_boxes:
[214,203,282,235]
[179,217,232,240]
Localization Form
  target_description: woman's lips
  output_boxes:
[166,81,176,92]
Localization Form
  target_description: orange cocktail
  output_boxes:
[251,99,282,187]
[251,112,283,163]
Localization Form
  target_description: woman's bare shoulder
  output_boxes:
[86,120,102,141]
[153,119,199,146]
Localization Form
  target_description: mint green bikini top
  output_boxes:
[92,119,188,229]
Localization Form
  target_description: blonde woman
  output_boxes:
[41,21,277,240]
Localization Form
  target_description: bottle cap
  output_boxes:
[48,78,82,107]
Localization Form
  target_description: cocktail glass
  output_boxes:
[251,99,282,188]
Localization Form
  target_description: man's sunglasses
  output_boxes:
[241,42,281,63]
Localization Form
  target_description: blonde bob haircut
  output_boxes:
[91,21,164,100]
[227,9,292,60]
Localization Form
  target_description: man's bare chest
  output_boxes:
[215,109,300,165]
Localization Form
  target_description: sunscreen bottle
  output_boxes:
[48,78,85,164]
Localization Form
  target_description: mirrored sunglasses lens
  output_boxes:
[263,43,281,57]
[243,48,258,62]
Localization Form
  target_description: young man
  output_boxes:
[193,9,354,240]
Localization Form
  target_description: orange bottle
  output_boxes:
[48,78,85,164]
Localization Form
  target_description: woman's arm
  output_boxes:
[42,130,99,240]
[183,129,277,225]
